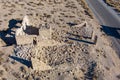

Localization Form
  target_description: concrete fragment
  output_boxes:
[22,15,30,30]
[70,21,93,39]
[83,26,93,39]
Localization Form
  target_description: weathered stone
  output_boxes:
[22,15,31,30]
[15,35,37,45]
[16,15,31,36]
[16,27,25,36]
[31,58,52,71]
[82,26,93,39]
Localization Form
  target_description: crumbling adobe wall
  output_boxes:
[15,35,37,45]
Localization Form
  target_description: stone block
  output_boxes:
[16,35,37,45]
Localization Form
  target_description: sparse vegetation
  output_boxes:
[25,75,33,80]
[0,70,4,77]
[77,0,94,19]
[20,66,27,73]
[3,64,10,72]
[104,0,120,12]
[12,72,21,79]
[2,78,7,80]
[0,51,4,65]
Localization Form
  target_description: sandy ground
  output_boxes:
[0,0,120,80]
[104,0,120,12]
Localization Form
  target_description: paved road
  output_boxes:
[85,0,120,56]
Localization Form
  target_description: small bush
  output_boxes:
[2,78,7,80]
[19,66,27,73]
[77,0,94,19]
[116,74,120,79]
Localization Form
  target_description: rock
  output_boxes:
[22,15,31,30]
[31,58,52,71]
[83,26,93,39]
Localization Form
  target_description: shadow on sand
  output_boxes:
[68,37,94,44]
[101,25,120,39]
[8,19,22,29]
[9,55,32,68]
[67,22,77,27]
[0,19,22,46]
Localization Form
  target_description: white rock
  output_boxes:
[16,26,25,36]
[22,15,30,30]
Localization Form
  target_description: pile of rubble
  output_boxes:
[14,44,34,60]
[9,15,97,72]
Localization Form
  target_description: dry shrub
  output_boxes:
[77,0,94,19]
[25,75,33,80]
[0,51,4,65]
[2,78,7,80]
[0,70,4,77]
[19,66,27,73]
[3,64,10,72]
[0,57,4,65]
[12,72,21,79]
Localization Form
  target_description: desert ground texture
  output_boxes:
[104,0,120,12]
[0,0,120,80]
